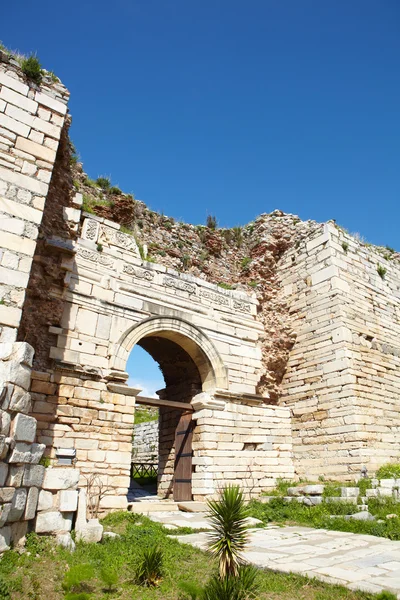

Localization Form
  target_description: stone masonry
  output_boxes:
[0,54,399,539]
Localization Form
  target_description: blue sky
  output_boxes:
[4,1,399,391]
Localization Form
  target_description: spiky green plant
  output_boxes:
[135,545,164,587]
[202,566,259,600]
[207,485,250,578]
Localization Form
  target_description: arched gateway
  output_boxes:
[26,217,294,510]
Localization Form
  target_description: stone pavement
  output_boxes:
[146,510,400,596]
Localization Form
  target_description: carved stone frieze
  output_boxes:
[82,218,100,242]
[98,225,140,257]
[199,288,229,306]
[164,276,197,295]
[122,264,155,280]
[76,246,114,268]
[233,299,252,313]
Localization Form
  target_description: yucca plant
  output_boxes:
[135,545,164,587]
[202,566,259,600]
[207,485,250,578]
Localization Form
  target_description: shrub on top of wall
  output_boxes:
[376,463,400,479]
[21,55,43,84]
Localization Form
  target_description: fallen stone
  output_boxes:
[303,496,323,506]
[302,485,324,496]
[56,532,75,552]
[347,511,375,521]
[43,468,80,491]
[287,487,302,496]
[103,531,120,539]
[244,517,263,526]
[76,519,103,543]
[340,487,359,498]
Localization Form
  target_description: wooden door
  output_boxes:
[174,411,194,501]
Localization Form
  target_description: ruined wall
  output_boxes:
[0,56,69,341]
[279,224,400,480]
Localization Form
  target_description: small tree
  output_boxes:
[207,485,250,578]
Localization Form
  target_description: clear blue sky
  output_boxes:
[3,1,399,248]
[4,2,399,392]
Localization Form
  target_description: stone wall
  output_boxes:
[0,57,69,343]
[279,223,400,480]
[191,394,294,499]
[132,420,158,463]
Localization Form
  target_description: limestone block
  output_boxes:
[0,71,29,95]
[63,206,81,223]
[365,489,378,498]
[0,526,11,552]
[0,504,11,528]
[37,490,53,511]
[8,442,45,464]
[340,487,359,498]
[56,532,75,552]
[8,386,31,413]
[35,511,73,533]
[15,136,55,163]
[6,465,24,487]
[0,488,14,503]
[0,87,37,113]
[380,479,395,488]
[23,464,45,487]
[0,361,31,391]
[0,410,10,436]
[24,486,39,520]
[34,91,67,115]
[0,463,7,487]
[42,468,80,491]
[0,112,30,137]
[59,490,78,512]
[11,413,37,443]
[76,519,103,543]
[7,487,27,522]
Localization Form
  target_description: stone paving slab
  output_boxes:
[167,523,400,597]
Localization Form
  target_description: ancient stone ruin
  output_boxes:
[0,55,399,550]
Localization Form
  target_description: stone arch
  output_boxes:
[112,316,228,392]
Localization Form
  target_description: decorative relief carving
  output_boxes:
[123,264,155,280]
[233,299,252,314]
[82,218,100,242]
[164,276,197,295]
[199,288,229,306]
[76,246,114,267]
[98,225,140,257]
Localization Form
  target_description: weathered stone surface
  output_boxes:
[22,464,45,487]
[0,504,11,527]
[341,487,359,498]
[37,489,53,511]
[0,526,11,552]
[7,487,27,522]
[24,486,39,520]
[56,532,75,552]
[59,490,78,512]
[0,487,14,503]
[76,519,103,543]
[6,465,24,487]
[42,468,80,491]
[11,413,37,442]
[0,463,7,487]
[35,511,73,533]
[8,442,45,464]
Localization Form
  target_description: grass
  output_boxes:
[0,512,386,600]
[249,495,400,540]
